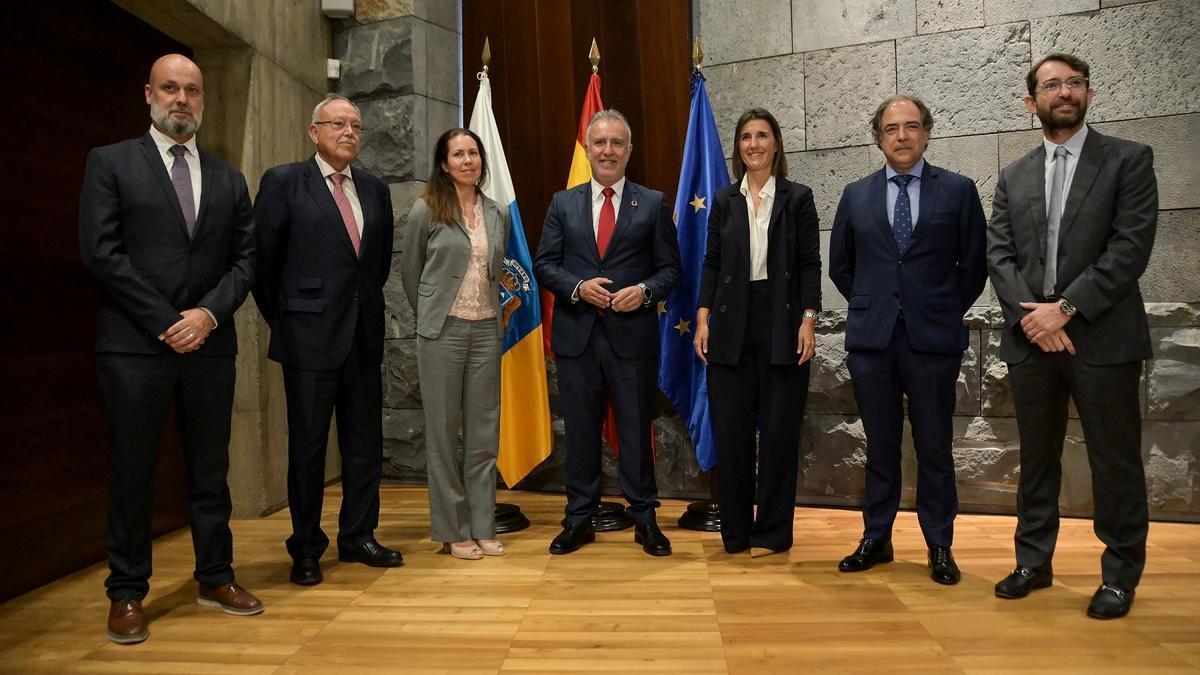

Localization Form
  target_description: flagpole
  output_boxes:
[473,37,532,534]
[674,39,721,533]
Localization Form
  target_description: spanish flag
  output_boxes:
[468,73,553,486]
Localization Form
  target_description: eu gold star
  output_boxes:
[689,194,707,213]
[657,301,667,314]
[674,319,691,335]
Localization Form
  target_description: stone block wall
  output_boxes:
[693,0,1200,521]
[369,0,1199,524]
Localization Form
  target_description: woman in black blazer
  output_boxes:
[694,108,822,556]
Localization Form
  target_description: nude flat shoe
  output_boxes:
[476,539,506,556]
[442,541,483,560]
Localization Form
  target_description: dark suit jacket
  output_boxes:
[399,195,510,340]
[829,162,988,354]
[78,133,254,356]
[698,178,822,365]
[534,180,682,358]
[988,127,1157,365]
[253,157,394,371]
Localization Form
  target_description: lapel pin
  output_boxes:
[630,199,638,208]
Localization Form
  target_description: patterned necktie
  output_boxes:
[596,186,616,258]
[890,174,915,251]
[1043,146,1069,297]
[329,173,362,256]
[169,145,196,237]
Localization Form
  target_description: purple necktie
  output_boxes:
[169,145,196,237]
[329,173,362,256]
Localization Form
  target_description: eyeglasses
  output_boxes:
[1038,76,1089,96]
[314,120,366,134]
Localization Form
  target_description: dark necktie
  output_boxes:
[596,186,616,258]
[169,145,196,237]
[890,174,915,251]
[329,173,362,256]
[1043,146,1069,297]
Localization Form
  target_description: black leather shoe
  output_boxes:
[994,566,1053,598]
[838,538,894,572]
[1087,584,1134,619]
[549,522,596,554]
[634,523,672,557]
[927,546,961,585]
[338,540,403,567]
[290,557,322,585]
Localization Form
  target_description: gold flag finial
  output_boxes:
[693,38,703,70]
[589,38,600,72]
[482,37,491,69]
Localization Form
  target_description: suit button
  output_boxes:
[893,292,899,298]
[785,272,792,279]
[720,305,727,312]
[724,275,731,283]
[786,303,791,310]
[1038,257,1044,264]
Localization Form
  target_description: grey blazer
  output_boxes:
[400,195,510,339]
[987,127,1157,366]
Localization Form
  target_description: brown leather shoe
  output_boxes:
[197,583,264,616]
[106,598,148,644]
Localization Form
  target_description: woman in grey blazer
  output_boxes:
[400,128,510,559]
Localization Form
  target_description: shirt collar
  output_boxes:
[314,152,353,181]
[591,176,625,202]
[885,157,925,181]
[1043,124,1089,160]
[738,173,776,199]
[148,124,198,159]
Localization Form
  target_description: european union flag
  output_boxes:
[659,71,730,472]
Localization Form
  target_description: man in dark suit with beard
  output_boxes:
[988,53,1157,620]
[79,53,261,645]
[534,109,682,556]
[254,94,400,586]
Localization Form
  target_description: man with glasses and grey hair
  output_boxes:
[988,53,1157,619]
[534,109,682,556]
[254,93,400,586]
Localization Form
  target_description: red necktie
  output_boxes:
[596,186,615,258]
[329,173,362,256]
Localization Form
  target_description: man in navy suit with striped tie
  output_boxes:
[828,95,988,585]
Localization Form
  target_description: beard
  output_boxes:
[151,100,203,137]
[1036,98,1087,130]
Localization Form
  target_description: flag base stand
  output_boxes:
[677,501,721,531]
[677,470,721,532]
[495,502,530,534]
[561,501,635,531]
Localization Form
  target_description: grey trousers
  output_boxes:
[417,316,501,541]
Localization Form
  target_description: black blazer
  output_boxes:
[253,157,394,371]
[988,128,1157,365]
[829,162,988,355]
[534,180,682,358]
[78,133,255,356]
[698,178,822,365]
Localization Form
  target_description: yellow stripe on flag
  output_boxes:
[497,326,553,486]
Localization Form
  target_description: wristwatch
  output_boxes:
[1058,297,1077,317]
[638,283,652,304]
[801,311,819,320]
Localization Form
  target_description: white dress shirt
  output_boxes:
[590,176,625,238]
[148,124,201,220]
[314,153,364,237]
[1042,125,1088,219]
[740,174,775,281]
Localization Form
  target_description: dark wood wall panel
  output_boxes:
[463,0,692,251]
[0,0,192,602]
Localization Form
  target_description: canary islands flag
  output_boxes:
[658,71,729,472]
[468,74,553,486]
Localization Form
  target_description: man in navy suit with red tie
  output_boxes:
[534,110,682,556]
[80,54,261,645]
[254,94,400,586]
[829,95,987,585]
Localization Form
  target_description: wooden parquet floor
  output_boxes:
[1,485,1198,673]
